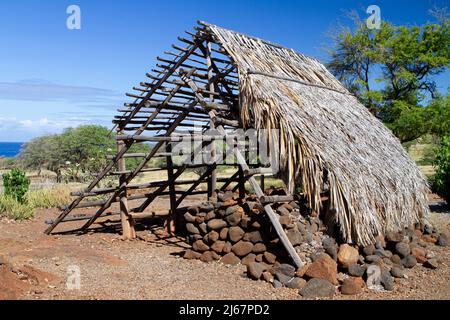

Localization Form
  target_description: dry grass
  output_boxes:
[207,23,430,245]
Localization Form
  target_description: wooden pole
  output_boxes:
[206,41,217,200]
[165,143,177,234]
[117,130,135,239]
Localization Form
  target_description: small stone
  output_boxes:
[273,279,282,289]
[279,215,291,227]
[272,263,296,277]
[252,243,267,254]
[274,272,292,285]
[262,271,274,283]
[295,264,309,278]
[226,212,242,226]
[395,242,410,258]
[341,277,362,295]
[219,228,229,240]
[380,270,394,291]
[221,252,241,265]
[247,262,267,280]
[348,264,365,277]
[286,277,307,289]
[225,205,239,216]
[207,219,227,230]
[183,249,201,260]
[192,240,209,252]
[402,255,417,268]
[277,206,290,216]
[365,255,382,263]
[386,231,403,243]
[263,252,277,264]
[223,242,232,254]
[337,244,359,268]
[231,241,253,257]
[437,234,449,247]
[390,254,402,265]
[322,237,337,260]
[423,258,438,269]
[200,251,214,263]
[211,241,225,253]
[186,223,199,234]
[422,234,437,244]
[390,266,405,278]
[205,211,216,221]
[366,264,381,288]
[207,231,219,243]
[374,249,392,258]
[255,254,264,262]
[195,215,205,224]
[286,229,303,246]
[410,246,426,260]
[299,279,335,298]
[243,231,263,243]
[200,202,215,212]
[241,253,256,266]
[198,223,208,235]
[305,255,338,285]
[184,212,196,223]
[362,244,375,256]
[416,255,427,264]
[187,206,199,215]
[228,226,245,243]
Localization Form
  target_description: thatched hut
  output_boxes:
[47,21,430,251]
[205,23,430,246]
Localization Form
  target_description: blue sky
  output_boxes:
[0,0,448,142]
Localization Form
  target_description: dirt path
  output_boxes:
[0,198,449,300]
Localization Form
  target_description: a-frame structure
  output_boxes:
[44,21,304,268]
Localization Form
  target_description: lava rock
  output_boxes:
[305,255,338,285]
[192,240,209,252]
[231,241,254,257]
[211,241,226,253]
[219,228,229,240]
[262,271,274,283]
[184,212,196,223]
[337,244,359,268]
[207,219,228,230]
[243,231,263,244]
[437,234,449,247]
[272,263,296,277]
[183,249,201,260]
[299,279,335,298]
[365,255,382,263]
[228,226,245,243]
[247,262,267,280]
[366,264,382,288]
[380,271,394,291]
[341,277,362,295]
[322,237,338,260]
[198,223,208,235]
[226,212,242,226]
[186,223,200,235]
[252,243,267,254]
[223,242,232,254]
[241,253,256,266]
[263,252,277,264]
[285,277,307,289]
[273,279,282,289]
[362,244,375,256]
[220,252,241,265]
[200,251,214,263]
[274,272,292,285]
[207,231,219,243]
[286,229,303,246]
[348,264,365,277]
[390,266,405,278]
[395,242,410,258]
[386,231,403,243]
[402,255,417,268]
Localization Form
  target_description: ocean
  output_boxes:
[0,142,24,158]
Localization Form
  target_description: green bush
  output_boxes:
[2,168,30,203]
[0,194,34,220]
[434,136,450,204]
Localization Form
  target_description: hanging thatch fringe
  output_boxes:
[206,23,430,245]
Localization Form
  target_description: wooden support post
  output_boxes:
[260,175,265,193]
[166,143,177,234]
[206,41,217,200]
[238,166,246,198]
[117,131,136,239]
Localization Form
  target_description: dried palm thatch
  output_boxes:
[205,23,430,245]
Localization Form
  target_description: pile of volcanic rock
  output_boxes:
[181,189,449,298]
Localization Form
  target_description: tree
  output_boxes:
[18,125,150,182]
[327,12,450,142]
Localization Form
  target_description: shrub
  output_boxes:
[2,168,30,203]
[433,136,450,204]
[0,194,34,220]
[26,185,73,209]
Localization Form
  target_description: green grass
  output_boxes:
[0,194,34,220]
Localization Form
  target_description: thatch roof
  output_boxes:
[204,23,430,245]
